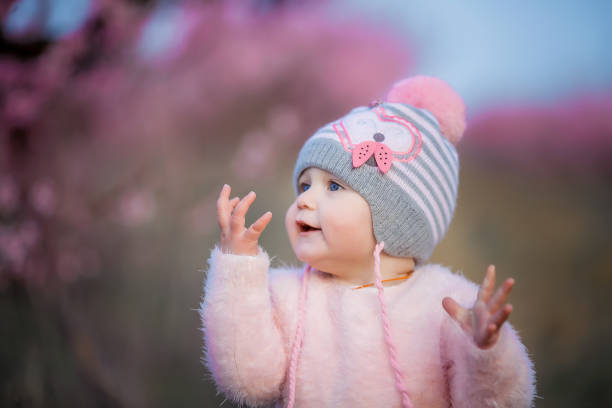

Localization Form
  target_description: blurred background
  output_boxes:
[1,0,611,407]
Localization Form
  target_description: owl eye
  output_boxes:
[373,132,385,142]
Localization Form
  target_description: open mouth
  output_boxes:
[297,220,321,233]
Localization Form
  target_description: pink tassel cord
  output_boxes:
[285,264,311,408]
[284,249,412,408]
[373,242,413,408]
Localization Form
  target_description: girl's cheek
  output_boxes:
[330,213,374,247]
[284,202,298,242]
[325,217,359,241]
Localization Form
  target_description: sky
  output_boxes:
[329,0,612,112]
[3,0,91,39]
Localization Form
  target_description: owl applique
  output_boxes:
[331,103,424,174]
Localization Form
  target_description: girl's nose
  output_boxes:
[297,190,315,210]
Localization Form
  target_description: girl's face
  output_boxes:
[285,167,376,282]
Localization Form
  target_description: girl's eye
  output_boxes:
[299,183,310,192]
[329,181,341,191]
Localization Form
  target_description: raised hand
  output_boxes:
[442,265,514,349]
[217,184,272,256]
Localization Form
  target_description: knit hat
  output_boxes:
[293,76,466,265]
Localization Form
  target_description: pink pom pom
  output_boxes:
[385,76,466,145]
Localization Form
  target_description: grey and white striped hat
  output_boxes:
[292,76,466,265]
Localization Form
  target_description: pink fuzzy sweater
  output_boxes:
[199,247,535,407]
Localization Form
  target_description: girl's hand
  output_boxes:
[442,265,514,349]
[217,184,272,256]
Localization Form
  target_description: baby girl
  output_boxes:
[199,76,535,407]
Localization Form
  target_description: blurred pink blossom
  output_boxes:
[231,129,277,179]
[267,105,302,141]
[115,190,157,227]
[0,231,27,273]
[0,220,39,276]
[0,175,19,213]
[184,194,217,237]
[18,219,40,247]
[465,94,612,173]
[0,0,411,288]
[22,256,47,286]
[29,179,57,216]
[56,249,83,283]
[231,106,303,179]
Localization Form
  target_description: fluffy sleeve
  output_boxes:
[199,247,288,406]
[440,275,536,408]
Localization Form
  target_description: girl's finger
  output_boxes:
[217,184,232,233]
[477,265,496,304]
[230,191,256,232]
[442,297,469,324]
[489,303,513,330]
[487,278,514,314]
[229,197,240,212]
[245,211,273,241]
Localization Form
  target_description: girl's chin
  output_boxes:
[295,255,339,276]
[293,241,322,259]
[294,250,325,269]
[295,252,319,266]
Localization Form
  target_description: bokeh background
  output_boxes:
[1,0,611,407]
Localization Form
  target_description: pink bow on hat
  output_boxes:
[352,141,393,174]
